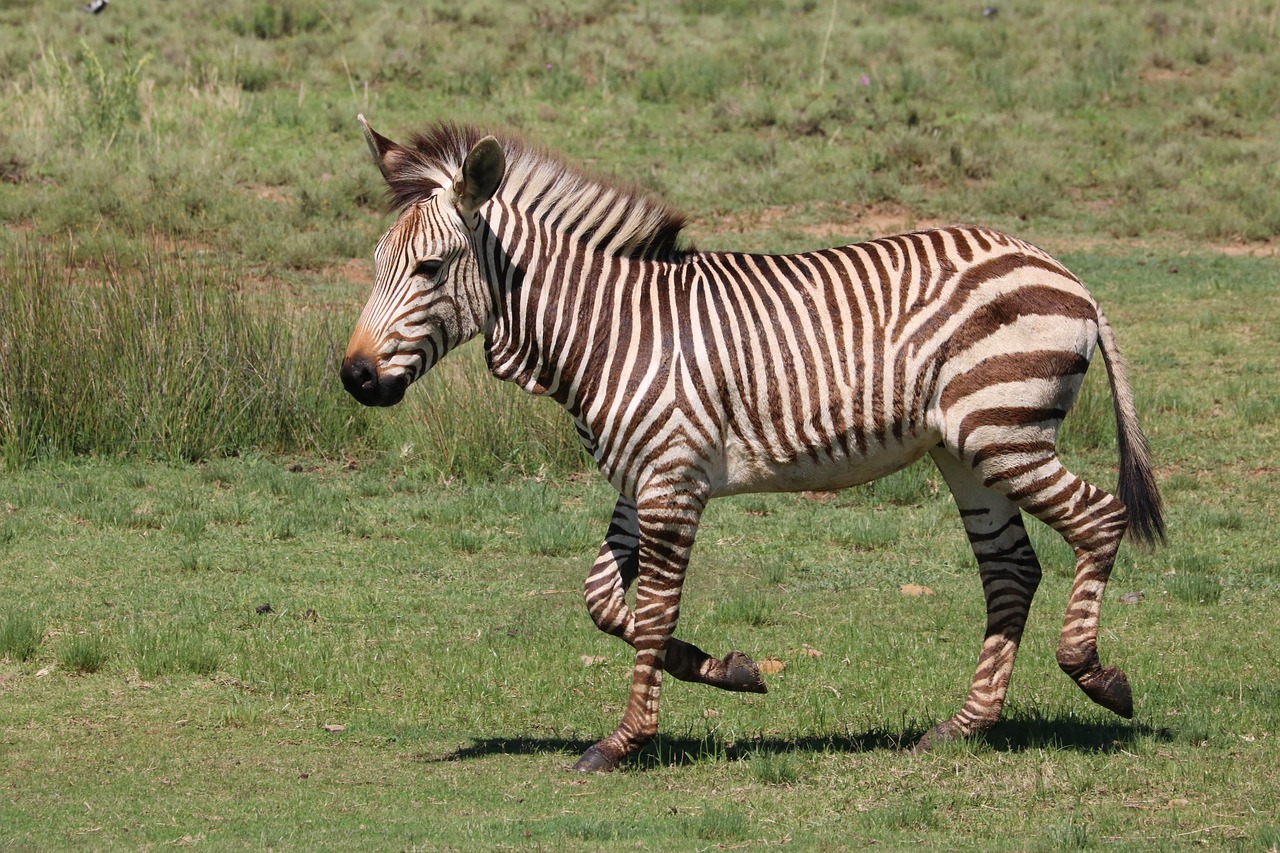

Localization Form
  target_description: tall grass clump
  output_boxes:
[58,633,112,674]
[0,244,371,468]
[390,341,588,481]
[124,621,223,678]
[41,39,152,150]
[0,608,44,662]
[0,243,588,478]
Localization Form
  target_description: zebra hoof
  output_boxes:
[1083,665,1134,719]
[572,742,623,773]
[911,720,960,754]
[721,651,768,694]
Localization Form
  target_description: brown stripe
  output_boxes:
[940,351,1089,410]
[957,406,1068,457]
[946,286,1097,356]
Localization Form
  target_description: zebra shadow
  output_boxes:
[419,717,1167,767]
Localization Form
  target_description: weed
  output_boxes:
[864,796,937,831]
[240,4,325,40]
[1168,574,1222,606]
[57,633,111,674]
[171,510,209,542]
[828,512,901,551]
[124,621,223,678]
[1046,815,1091,850]
[751,749,802,785]
[520,515,596,557]
[0,608,43,662]
[711,591,774,627]
[759,554,789,586]
[176,549,212,572]
[689,807,752,843]
[42,39,152,149]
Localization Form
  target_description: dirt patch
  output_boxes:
[846,202,950,238]
[697,202,949,243]
[326,257,370,287]
[247,184,291,204]
[1139,67,1195,83]
[699,201,1280,258]
[1203,241,1280,258]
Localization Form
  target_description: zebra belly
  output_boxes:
[712,430,940,498]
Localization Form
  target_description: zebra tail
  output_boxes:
[1096,309,1166,546]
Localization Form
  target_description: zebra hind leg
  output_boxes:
[583,496,767,696]
[974,448,1134,721]
[1038,470,1134,718]
[914,446,1043,751]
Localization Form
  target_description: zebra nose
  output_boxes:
[341,353,378,403]
[340,353,406,407]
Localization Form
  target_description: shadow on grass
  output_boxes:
[419,714,1171,768]
[977,713,1171,753]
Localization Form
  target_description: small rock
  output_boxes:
[255,603,274,615]
[1119,591,1144,605]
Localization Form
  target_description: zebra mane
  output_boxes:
[382,123,690,261]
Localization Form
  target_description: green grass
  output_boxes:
[0,243,582,476]
[56,633,112,674]
[2,424,1278,847]
[0,244,367,465]
[3,245,1280,845]
[0,608,43,662]
[2,0,1280,847]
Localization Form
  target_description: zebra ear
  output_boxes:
[358,114,409,181]
[452,136,505,215]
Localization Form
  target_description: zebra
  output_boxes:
[341,118,1164,772]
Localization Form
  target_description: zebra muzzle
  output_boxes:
[340,352,407,407]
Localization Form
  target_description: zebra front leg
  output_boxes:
[915,447,1043,751]
[583,496,767,695]
[574,493,704,772]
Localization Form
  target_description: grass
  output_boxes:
[2,411,1278,847]
[0,608,43,663]
[1,251,1278,846]
[1,0,1279,847]
[56,633,111,674]
[0,244,367,465]
[0,243,582,477]
[2,0,1278,476]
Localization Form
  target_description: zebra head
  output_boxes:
[341,117,505,407]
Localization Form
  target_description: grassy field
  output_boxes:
[3,0,1280,849]
[3,254,1278,849]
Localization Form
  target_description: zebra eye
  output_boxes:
[412,258,444,280]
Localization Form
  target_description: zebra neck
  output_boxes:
[484,244,669,418]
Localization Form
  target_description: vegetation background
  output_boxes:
[1,0,1278,849]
